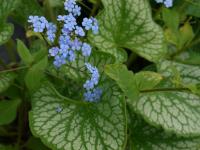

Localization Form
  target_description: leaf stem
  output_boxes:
[0,66,28,73]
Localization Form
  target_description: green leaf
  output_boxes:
[0,99,21,125]
[128,109,200,150]
[0,72,15,93]
[162,8,179,32]
[29,82,127,150]
[25,57,48,91]
[131,90,200,136]
[134,71,163,90]
[105,64,139,100]
[157,60,200,85]
[0,0,21,20]
[179,22,195,49]
[174,51,200,65]
[185,0,200,17]
[0,23,14,45]
[89,0,166,62]
[17,39,33,65]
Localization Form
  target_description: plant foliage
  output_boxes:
[0,0,200,149]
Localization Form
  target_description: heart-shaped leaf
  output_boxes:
[29,81,127,150]
[157,60,200,85]
[128,110,200,150]
[30,51,127,150]
[89,0,166,62]
[131,90,200,136]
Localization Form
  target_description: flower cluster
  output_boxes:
[28,0,102,102]
[28,16,57,42]
[83,63,102,102]
[155,0,173,8]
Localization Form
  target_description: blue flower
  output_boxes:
[71,38,82,51]
[57,15,67,21]
[59,48,69,58]
[91,18,99,34]
[53,55,66,68]
[83,63,100,90]
[28,16,48,32]
[164,0,173,7]
[75,26,85,37]
[63,14,77,31]
[59,35,71,46]
[82,17,99,34]
[64,0,81,16]
[49,47,59,56]
[81,43,91,57]
[56,106,63,113]
[72,5,81,16]
[82,18,93,30]
[46,23,57,42]
[84,80,95,90]
[64,0,76,12]
[68,50,76,62]
[155,0,173,7]
[84,88,102,102]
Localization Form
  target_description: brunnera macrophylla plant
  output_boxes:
[1,0,200,149]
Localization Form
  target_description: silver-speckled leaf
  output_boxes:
[89,0,166,62]
[129,111,200,150]
[0,23,14,45]
[131,91,200,136]
[157,60,200,84]
[29,81,126,150]
[0,72,15,93]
